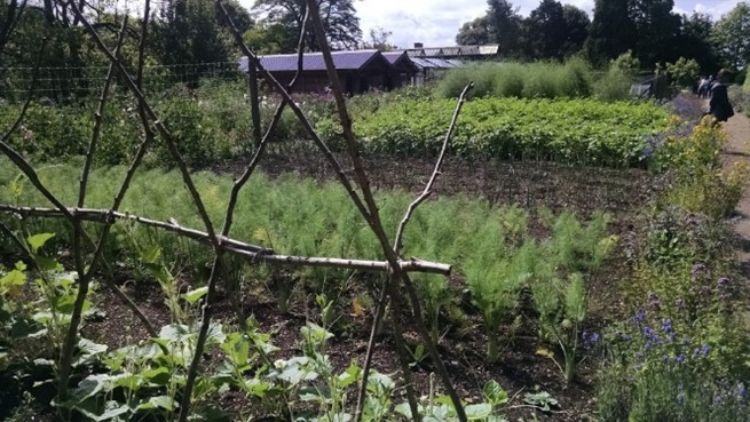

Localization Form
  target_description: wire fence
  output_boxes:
[0,61,246,101]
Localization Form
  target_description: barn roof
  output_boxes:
[238,50,386,73]
[382,51,409,65]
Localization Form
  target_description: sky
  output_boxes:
[237,0,742,49]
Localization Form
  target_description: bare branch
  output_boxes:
[67,1,220,248]
[355,83,472,422]
[216,0,372,225]
[0,205,451,275]
[78,17,128,208]
[303,1,466,420]
[393,83,473,254]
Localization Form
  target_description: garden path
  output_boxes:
[723,113,750,278]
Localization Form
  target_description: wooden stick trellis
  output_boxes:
[0,1,473,420]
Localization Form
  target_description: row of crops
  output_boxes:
[333,97,670,166]
[2,86,671,169]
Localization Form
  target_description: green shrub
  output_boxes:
[493,63,525,97]
[666,57,701,88]
[1,102,90,158]
[436,59,594,100]
[610,50,640,77]
[593,68,632,102]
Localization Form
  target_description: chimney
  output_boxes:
[414,42,424,49]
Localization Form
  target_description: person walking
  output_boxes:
[708,69,734,123]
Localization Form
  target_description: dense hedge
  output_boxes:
[338,97,671,167]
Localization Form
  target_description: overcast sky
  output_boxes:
[235,0,742,49]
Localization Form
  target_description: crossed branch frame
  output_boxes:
[0,1,473,420]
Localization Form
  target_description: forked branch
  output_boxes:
[354,82,473,422]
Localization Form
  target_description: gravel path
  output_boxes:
[723,112,750,277]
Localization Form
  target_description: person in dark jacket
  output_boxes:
[709,69,734,122]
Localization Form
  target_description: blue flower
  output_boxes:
[634,309,646,324]
[674,354,686,364]
[736,383,748,401]
[583,330,600,350]
[693,343,711,358]
[701,344,711,357]
[642,326,661,349]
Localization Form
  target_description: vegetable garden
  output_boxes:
[1,3,750,422]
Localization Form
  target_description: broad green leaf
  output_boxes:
[465,403,493,420]
[336,362,361,388]
[69,374,111,403]
[0,269,26,291]
[482,380,509,406]
[112,373,142,390]
[76,400,131,422]
[143,366,171,385]
[181,286,208,304]
[27,233,55,253]
[140,245,162,264]
[136,395,177,412]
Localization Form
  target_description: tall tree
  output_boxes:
[675,12,718,73]
[456,16,493,46]
[712,1,750,70]
[561,5,590,57]
[253,0,362,51]
[153,0,237,83]
[486,0,523,55]
[526,0,567,59]
[585,0,636,65]
[364,27,396,51]
[628,0,681,67]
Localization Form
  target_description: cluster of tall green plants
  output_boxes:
[436,58,594,100]
[0,79,322,168]
[463,208,615,381]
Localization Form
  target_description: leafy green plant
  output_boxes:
[666,57,701,88]
[348,97,670,166]
[531,271,587,383]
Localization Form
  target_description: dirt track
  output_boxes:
[724,113,750,271]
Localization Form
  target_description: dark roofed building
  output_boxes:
[382,51,419,88]
[239,50,407,95]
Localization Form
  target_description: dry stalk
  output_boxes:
[176,9,311,420]
[354,82,473,422]
[303,1,467,420]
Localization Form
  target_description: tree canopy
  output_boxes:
[251,0,362,52]
[712,2,750,70]
[457,0,749,74]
